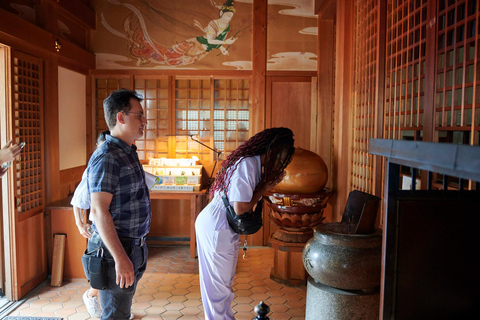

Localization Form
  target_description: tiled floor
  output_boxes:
[7,246,306,319]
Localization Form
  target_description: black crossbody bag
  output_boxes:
[222,194,263,235]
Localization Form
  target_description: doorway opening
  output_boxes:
[0,42,10,309]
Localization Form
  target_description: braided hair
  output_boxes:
[210,127,295,197]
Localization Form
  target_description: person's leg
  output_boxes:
[99,243,148,320]
[98,262,135,320]
[225,248,239,320]
[83,287,101,317]
[198,228,239,320]
[82,235,103,318]
[89,288,99,296]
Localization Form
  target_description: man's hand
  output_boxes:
[90,192,135,289]
[115,254,135,288]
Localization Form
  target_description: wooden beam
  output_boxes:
[317,19,334,188]
[316,0,336,20]
[423,0,438,143]
[265,71,317,77]
[0,8,95,70]
[373,0,387,200]
[252,0,267,134]
[50,0,96,30]
[89,69,252,77]
[44,57,61,204]
[333,0,355,221]
[369,139,480,183]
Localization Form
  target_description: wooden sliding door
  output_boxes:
[265,76,317,244]
[1,49,46,300]
[267,76,316,150]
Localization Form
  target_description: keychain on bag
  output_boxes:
[222,193,263,235]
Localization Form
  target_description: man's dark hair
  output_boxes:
[97,130,110,146]
[103,89,143,129]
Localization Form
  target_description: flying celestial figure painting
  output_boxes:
[95,0,317,70]
[101,0,248,66]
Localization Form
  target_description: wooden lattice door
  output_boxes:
[2,50,46,300]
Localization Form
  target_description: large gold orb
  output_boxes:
[273,148,328,194]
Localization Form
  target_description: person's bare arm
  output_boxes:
[73,206,91,239]
[233,172,286,214]
[90,192,134,289]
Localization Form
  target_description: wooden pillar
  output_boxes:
[251,0,267,134]
[317,19,334,189]
[332,0,355,222]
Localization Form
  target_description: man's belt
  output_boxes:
[119,237,146,247]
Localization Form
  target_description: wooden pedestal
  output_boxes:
[270,231,309,285]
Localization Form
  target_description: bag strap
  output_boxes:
[222,193,231,208]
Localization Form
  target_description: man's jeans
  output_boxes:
[83,232,148,320]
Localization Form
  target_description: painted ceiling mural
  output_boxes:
[0,0,317,70]
[94,0,317,70]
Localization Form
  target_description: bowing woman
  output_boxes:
[195,127,295,320]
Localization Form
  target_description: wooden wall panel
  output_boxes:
[269,79,312,150]
[50,209,87,279]
[149,200,190,240]
[265,76,314,239]
[15,211,46,298]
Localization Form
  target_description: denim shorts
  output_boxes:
[82,232,148,320]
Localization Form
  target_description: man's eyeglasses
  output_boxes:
[124,111,146,121]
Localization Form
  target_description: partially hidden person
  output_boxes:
[0,139,24,178]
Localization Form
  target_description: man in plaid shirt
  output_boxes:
[83,89,151,319]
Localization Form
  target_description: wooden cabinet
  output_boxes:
[370,139,480,319]
[149,190,208,258]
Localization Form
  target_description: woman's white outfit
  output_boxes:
[195,156,262,320]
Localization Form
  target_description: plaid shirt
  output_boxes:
[87,134,151,238]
